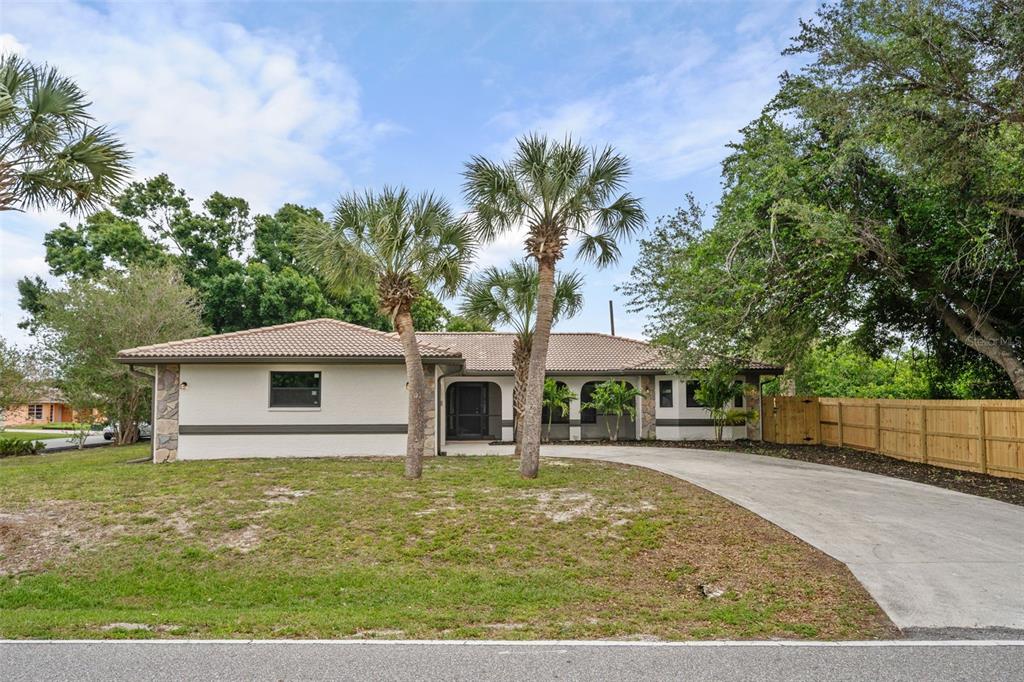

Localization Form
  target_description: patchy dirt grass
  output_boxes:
[0,444,897,640]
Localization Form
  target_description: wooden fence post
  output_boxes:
[874,401,881,452]
[920,404,928,464]
[837,401,844,448]
[977,405,988,474]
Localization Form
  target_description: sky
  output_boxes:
[0,0,816,346]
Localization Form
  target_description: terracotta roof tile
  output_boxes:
[117,318,461,362]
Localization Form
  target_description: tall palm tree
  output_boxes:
[460,259,583,453]
[463,134,645,478]
[299,186,475,479]
[0,54,131,214]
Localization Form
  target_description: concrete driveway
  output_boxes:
[445,443,1024,634]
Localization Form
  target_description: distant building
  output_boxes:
[2,388,101,426]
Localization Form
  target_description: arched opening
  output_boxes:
[580,380,637,441]
[541,380,571,442]
[445,381,502,440]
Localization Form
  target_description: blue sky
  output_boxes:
[0,0,815,345]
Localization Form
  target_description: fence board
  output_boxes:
[763,396,1024,480]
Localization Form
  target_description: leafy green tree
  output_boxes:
[34,264,205,444]
[299,186,476,479]
[443,315,493,332]
[460,259,583,452]
[541,379,576,442]
[0,338,41,418]
[622,0,1024,397]
[581,380,644,442]
[0,54,131,214]
[692,362,752,442]
[464,135,645,477]
[201,263,333,333]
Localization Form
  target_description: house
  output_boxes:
[2,388,98,427]
[115,318,783,462]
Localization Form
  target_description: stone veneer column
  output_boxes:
[422,365,436,456]
[640,375,657,440]
[154,364,180,463]
[745,372,762,441]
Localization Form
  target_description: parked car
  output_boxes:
[103,422,152,441]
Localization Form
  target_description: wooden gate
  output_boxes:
[763,396,821,445]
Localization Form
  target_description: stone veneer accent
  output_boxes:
[154,364,180,463]
[640,375,657,440]
[423,365,436,457]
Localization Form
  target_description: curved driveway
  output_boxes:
[446,443,1024,633]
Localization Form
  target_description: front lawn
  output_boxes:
[0,431,71,441]
[0,446,895,640]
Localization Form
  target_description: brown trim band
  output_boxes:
[655,418,719,427]
[180,424,407,435]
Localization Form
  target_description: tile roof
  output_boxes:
[419,332,667,373]
[116,318,461,362]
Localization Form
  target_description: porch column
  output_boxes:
[639,375,656,440]
[744,372,762,441]
[423,365,436,456]
[154,364,180,463]
[566,377,584,441]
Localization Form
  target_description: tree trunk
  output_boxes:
[512,335,531,457]
[932,297,1024,398]
[395,306,426,479]
[520,257,557,478]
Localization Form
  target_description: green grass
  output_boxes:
[0,446,895,640]
[0,431,70,441]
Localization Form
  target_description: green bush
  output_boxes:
[0,437,47,457]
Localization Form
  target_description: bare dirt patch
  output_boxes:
[0,502,123,576]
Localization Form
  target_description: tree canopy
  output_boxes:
[20,175,461,335]
[622,0,1024,397]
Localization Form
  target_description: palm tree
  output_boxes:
[299,186,475,479]
[463,134,645,478]
[581,380,644,441]
[0,54,131,214]
[460,260,583,453]
[542,378,576,443]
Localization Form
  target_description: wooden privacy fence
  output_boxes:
[762,397,1024,480]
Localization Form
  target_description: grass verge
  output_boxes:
[0,445,896,640]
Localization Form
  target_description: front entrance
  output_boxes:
[445,382,501,440]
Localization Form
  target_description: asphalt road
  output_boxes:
[3,641,1022,681]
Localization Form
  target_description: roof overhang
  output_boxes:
[116,356,465,366]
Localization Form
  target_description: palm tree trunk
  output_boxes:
[520,258,556,478]
[394,306,426,479]
[512,335,531,457]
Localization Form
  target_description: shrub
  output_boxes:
[0,437,47,457]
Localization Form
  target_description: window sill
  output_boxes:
[268,407,322,412]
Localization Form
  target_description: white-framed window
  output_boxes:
[28,404,43,420]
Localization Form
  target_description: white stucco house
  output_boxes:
[116,318,782,462]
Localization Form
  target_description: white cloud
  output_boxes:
[490,24,799,184]
[0,0,390,345]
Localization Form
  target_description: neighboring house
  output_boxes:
[116,318,782,462]
[2,388,96,427]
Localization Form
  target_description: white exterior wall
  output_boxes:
[177,363,418,459]
[654,374,747,441]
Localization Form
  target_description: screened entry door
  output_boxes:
[447,383,488,439]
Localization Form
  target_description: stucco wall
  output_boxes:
[653,374,748,441]
[176,363,425,459]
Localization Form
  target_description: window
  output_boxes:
[28,404,43,420]
[685,381,702,408]
[734,381,745,408]
[270,371,321,408]
[658,380,673,408]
